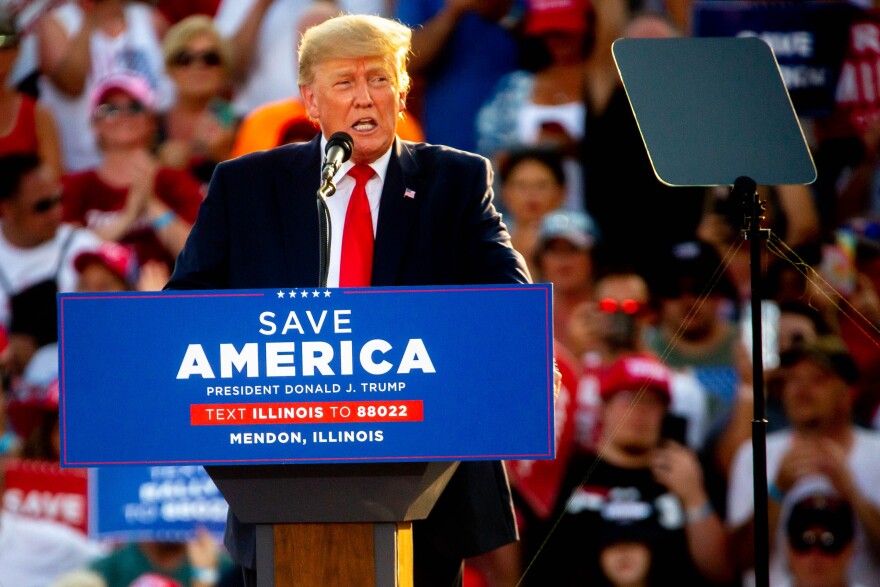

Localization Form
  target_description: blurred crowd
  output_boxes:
[1,0,880,586]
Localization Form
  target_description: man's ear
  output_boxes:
[398,91,407,112]
[300,85,321,120]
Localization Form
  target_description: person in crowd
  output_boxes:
[783,486,862,587]
[164,13,556,587]
[155,0,220,25]
[596,518,658,587]
[73,241,138,292]
[727,335,880,587]
[86,527,231,587]
[498,340,582,587]
[158,15,235,188]
[61,72,203,273]
[526,353,731,586]
[0,495,104,587]
[716,300,834,481]
[697,187,819,312]
[698,184,819,272]
[229,0,426,159]
[0,7,62,178]
[497,146,566,278]
[580,11,704,274]
[644,241,740,430]
[477,0,591,211]
[36,0,172,172]
[4,274,59,382]
[813,111,880,238]
[0,342,104,587]
[214,0,386,119]
[73,241,170,292]
[569,270,710,453]
[532,209,598,356]
[6,342,60,460]
[396,0,519,152]
[0,153,100,349]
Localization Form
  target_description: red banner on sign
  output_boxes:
[2,458,89,534]
[190,400,424,425]
[837,11,880,132]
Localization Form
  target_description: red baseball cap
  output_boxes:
[74,242,138,286]
[90,71,157,115]
[525,0,590,36]
[7,344,60,439]
[599,354,671,404]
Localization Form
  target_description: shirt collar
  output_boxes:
[319,135,393,184]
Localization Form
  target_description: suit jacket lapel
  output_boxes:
[373,138,419,286]
[279,135,323,286]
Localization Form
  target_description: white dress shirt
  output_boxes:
[319,138,393,287]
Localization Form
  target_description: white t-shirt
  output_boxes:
[0,512,104,587]
[727,428,880,587]
[0,223,101,327]
[214,0,387,117]
[38,3,173,171]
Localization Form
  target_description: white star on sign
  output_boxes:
[312,290,320,297]
[288,290,297,298]
[323,290,331,298]
[277,290,285,298]
[300,290,309,298]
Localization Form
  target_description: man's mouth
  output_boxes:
[352,118,377,132]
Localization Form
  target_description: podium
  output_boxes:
[57,285,555,586]
[208,462,458,586]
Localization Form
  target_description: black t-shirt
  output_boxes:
[522,453,707,587]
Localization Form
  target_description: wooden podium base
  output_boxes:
[258,522,413,587]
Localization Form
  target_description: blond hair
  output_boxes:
[298,14,412,93]
[162,15,232,77]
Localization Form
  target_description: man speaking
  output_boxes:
[166,13,535,587]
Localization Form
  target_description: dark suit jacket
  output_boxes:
[167,135,529,569]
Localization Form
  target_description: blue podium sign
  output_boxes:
[59,285,554,466]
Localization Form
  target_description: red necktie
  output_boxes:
[339,164,375,287]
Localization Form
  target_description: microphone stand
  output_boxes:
[316,180,335,288]
[735,176,771,587]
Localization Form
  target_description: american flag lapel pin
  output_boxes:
[404,188,416,199]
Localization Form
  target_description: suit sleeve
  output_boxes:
[165,161,233,291]
[459,155,531,286]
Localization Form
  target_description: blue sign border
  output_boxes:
[59,284,555,467]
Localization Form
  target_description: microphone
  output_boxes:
[318,132,353,198]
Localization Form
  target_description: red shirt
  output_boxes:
[0,95,38,157]
[61,167,203,268]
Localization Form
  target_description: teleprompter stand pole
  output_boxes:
[736,176,770,587]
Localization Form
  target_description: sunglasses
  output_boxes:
[32,193,62,214]
[597,298,644,315]
[172,49,222,68]
[93,101,147,120]
[789,529,848,555]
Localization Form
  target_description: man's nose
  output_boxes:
[353,79,373,106]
